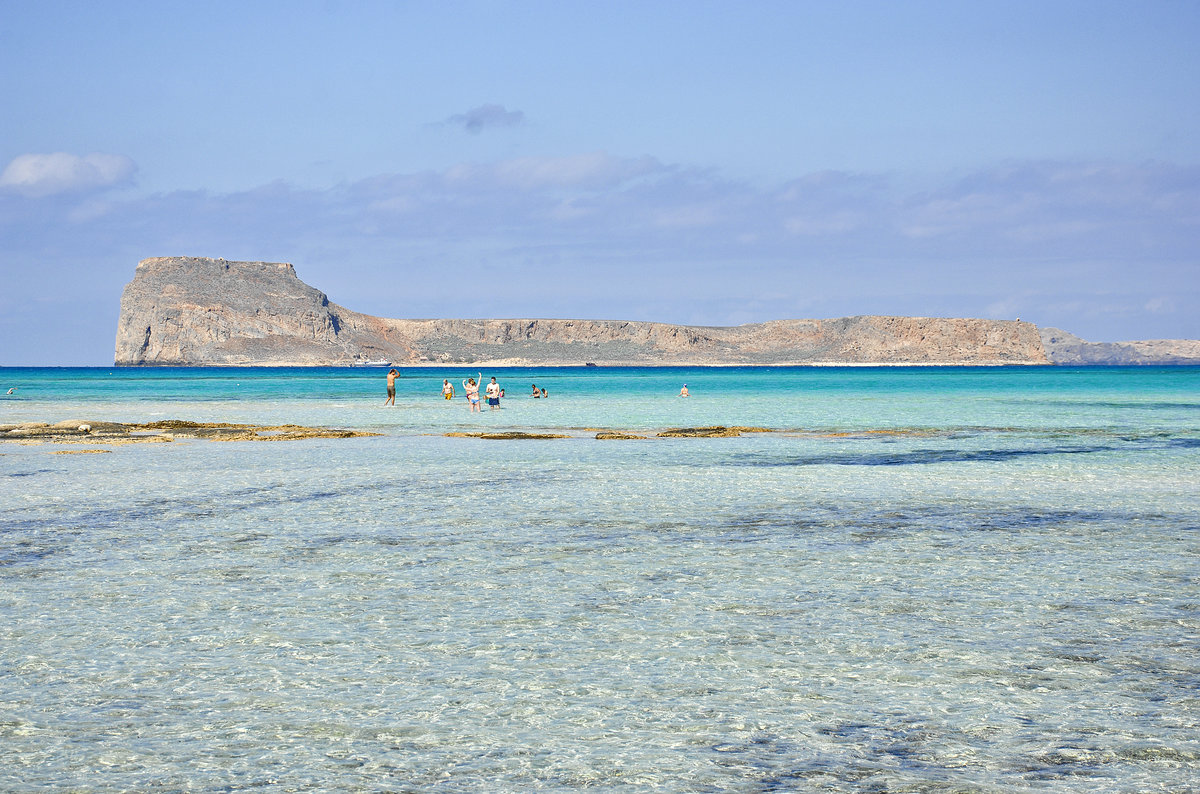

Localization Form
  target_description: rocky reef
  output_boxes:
[112,256,1189,366]
[1,419,378,444]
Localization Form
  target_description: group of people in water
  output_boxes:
[456,374,504,412]
[384,369,547,410]
[385,369,690,407]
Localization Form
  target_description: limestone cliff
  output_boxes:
[115,257,400,365]
[115,256,1055,366]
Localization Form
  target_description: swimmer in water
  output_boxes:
[679,384,689,397]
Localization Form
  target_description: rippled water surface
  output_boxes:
[2,366,1198,791]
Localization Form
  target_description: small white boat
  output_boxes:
[356,359,392,367]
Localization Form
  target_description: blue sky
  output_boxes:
[2,0,1198,365]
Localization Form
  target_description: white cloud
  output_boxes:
[0,152,136,197]
[652,204,720,228]
[67,198,118,223]
[784,211,861,236]
[985,298,1022,319]
[546,198,593,221]
[1144,296,1175,314]
[367,196,417,214]
[447,151,663,191]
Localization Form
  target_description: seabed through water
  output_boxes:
[1,365,1198,791]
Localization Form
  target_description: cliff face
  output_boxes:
[115,256,1053,366]
[114,257,406,365]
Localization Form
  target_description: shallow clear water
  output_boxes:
[2,366,1198,791]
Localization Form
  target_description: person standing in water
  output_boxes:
[442,379,455,400]
[679,384,689,397]
[486,377,501,411]
[463,373,481,412]
[384,369,400,406]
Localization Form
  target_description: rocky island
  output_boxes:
[114,257,1198,366]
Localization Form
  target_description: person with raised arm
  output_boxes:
[463,373,482,412]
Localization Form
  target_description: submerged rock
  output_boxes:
[0,420,378,445]
[657,426,744,438]
[444,431,571,440]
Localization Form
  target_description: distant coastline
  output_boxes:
[113,257,1200,367]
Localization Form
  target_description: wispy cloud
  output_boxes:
[899,161,1200,248]
[0,152,136,197]
[2,155,1196,352]
[445,151,662,190]
[445,104,525,134]
[8,156,1196,269]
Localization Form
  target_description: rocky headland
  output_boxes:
[113,257,1196,366]
[1039,327,1200,365]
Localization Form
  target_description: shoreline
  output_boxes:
[21,360,1058,369]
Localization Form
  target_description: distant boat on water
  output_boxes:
[356,359,392,367]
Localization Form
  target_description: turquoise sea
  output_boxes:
[2,366,1198,792]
